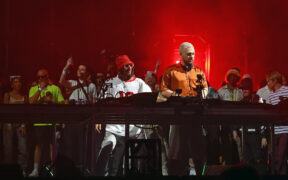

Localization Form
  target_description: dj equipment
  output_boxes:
[1,97,288,175]
[0,98,287,125]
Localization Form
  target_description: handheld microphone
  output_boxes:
[196,74,202,82]
[175,89,182,96]
[196,74,204,99]
[182,64,192,71]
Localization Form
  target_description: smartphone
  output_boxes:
[146,71,152,78]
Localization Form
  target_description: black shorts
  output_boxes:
[33,126,53,145]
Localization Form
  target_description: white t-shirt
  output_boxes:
[68,80,97,104]
[256,85,271,104]
[104,75,152,136]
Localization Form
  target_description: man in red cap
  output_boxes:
[114,54,135,83]
[95,54,151,176]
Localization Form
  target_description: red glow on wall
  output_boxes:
[204,44,211,82]
[2,1,288,90]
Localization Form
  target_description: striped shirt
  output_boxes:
[269,85,288,134]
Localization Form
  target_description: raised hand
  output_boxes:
[65,56,74,68]
[155,60,161,73]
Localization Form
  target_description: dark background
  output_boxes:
[1,0,288,89]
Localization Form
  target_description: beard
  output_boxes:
[119,68,134,81]
[183,58,193,66]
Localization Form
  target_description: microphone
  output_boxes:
[182,64,192,71]
[196,74,204,99]
[196,74,202,83]
[175,89,182,96]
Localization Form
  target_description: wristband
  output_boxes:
[62,67,67,75]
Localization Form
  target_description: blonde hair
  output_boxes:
[269,71,282,84]
[179,42,194,54]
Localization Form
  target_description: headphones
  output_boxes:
[181,64,193,71]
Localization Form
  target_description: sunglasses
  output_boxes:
[123,64,134,69]
[38,75,48,79]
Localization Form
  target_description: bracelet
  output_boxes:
[62,68,67,75]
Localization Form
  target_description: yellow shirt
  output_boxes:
[29,84,64,103]
[29,84,64,126]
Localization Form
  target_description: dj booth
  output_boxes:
[0,98,287,125]
[1,97,288,176]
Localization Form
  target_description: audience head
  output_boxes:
[225,68,241,86]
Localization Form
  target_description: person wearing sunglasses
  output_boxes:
[29,69,63,104]
[94,54,152,176]
[28,69,64,177]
